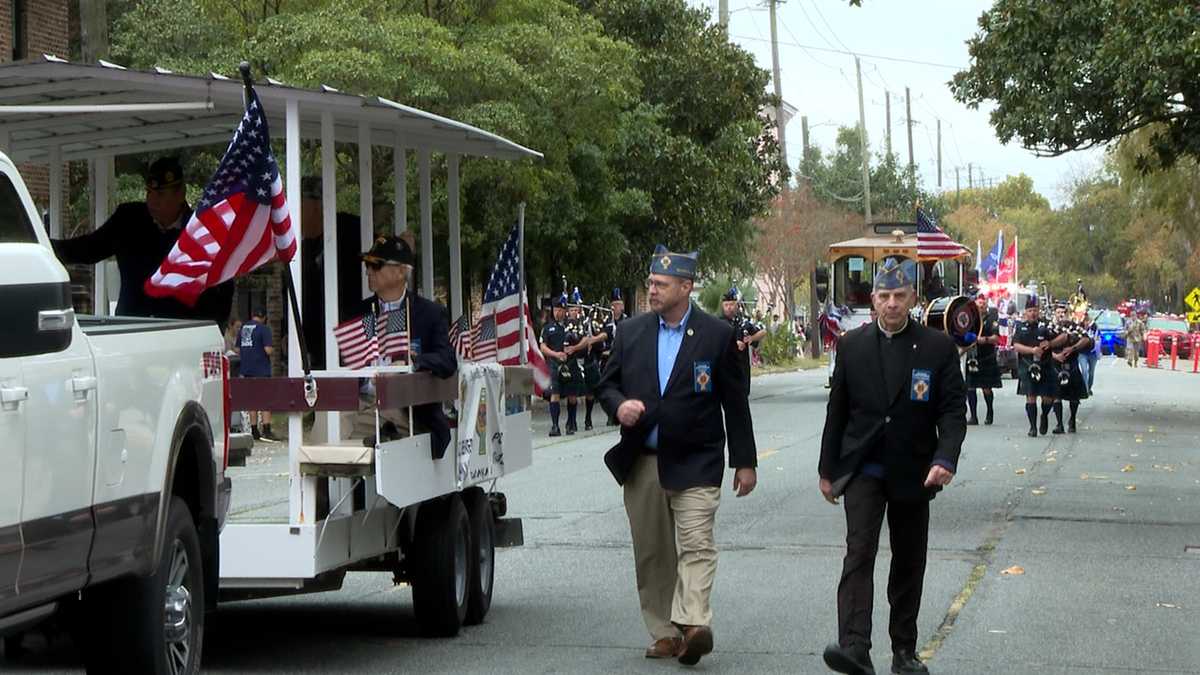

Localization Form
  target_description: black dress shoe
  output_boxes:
[549,426,561,437]
[585,420,593,431]
[1068,420,1077,433]
[1039,415,1049,435]
[1052,425,1065,435]
[1027,427,1038,438]
[985,410,994,425]
[823,643,875,674]
[891,650,928,674]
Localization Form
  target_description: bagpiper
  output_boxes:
[964,287,1003,425]
[719,286,766,390]
[1049,299,1093,433]
[540,294,584,436]
[1012,294,1069,437]
[599,287,629,425]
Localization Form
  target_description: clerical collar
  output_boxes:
[877,317,909,338]
[379,290,407,313]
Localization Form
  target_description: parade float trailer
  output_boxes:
[0,55,542,645]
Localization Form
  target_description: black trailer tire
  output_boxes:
[79,496,205,675]
[463,489,495,625]
[411,495,470,637]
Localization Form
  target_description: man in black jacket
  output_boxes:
[51,157,234,328]
[597,245,757,667]
[346,234,456,458]
[818,257,966,675]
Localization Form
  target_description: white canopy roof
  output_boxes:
[0,55,543,163]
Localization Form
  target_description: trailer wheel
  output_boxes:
[77,496,205,675]
[463,489,495,625]
[412,495,470,637]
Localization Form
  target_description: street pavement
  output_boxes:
[4,356,1199,673]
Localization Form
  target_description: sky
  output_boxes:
[685,0,1105,208]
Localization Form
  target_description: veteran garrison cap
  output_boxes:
[361,234,415,266]
[648,244,698,280]
[145,157,183,190]
[873,257,916,290]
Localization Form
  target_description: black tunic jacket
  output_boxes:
[819,320,967,502]
[596,305,756,490]
[52,202,234,328]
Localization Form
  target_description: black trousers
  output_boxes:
[837,474,930,653]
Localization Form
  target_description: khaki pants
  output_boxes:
[1126,341,1140,367]
[623,454,721,639]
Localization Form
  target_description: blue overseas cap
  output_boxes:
[873,257,916,290]
[648,244,698,280]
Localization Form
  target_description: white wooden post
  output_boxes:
[320,111,340,443]
[48,145,62,239]
[92,155,111,314]
[285,97,315,526]
[418,149,433,297]
[358,121,373,299]
[393,141,406,235]
[447,153,462,320]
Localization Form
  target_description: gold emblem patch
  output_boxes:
[660,255,672,269]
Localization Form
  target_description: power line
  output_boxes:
[807,0,854,54]
[730,34,965,70]
[795,0,843,53]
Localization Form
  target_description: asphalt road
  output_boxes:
[5,356,1199,674]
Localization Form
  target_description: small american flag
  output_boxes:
[379,308,409,362]
[472,314,498,361]
[144,89,295,305]
[916,210,967,259]
[333,313,380,369]
[202,351,223,380]
[449,313,471,359]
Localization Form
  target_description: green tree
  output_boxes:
[951,0,1200,171]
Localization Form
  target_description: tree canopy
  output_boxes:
[107,0,781,305]
[951,0,1200,171]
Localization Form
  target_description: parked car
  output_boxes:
[1147,315,1193,360]
[1094,310,1126,357]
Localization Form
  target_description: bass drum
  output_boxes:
[924,295,982,348]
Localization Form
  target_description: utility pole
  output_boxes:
[905,86,914,178]
[80,1,109,62]
[719,0,729,27]
[955,167,961,206]
[769,0,788,183]
[885,91,892,158]
[968,163,974,189]
[801,115,810,173]
[936,119,942,188]
[856,57,871,223]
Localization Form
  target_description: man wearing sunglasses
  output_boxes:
[345,234,457,458]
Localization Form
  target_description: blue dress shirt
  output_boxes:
[645,304,693,449]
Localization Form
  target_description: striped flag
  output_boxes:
[144,89,296,306]
[916,210,967,259]
[333,313,380,370]
[378,308,409,362]
[449,313,472,359]
[477,224,550,392]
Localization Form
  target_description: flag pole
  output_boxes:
[239,62,314,388]
[517,202,527,366]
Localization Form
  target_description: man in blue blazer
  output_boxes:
[597,246,757,666]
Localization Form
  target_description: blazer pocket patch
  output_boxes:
[910,368,932,402]
[694,361,713,393]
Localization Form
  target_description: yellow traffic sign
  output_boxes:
[1186,287,1200,311]
[1188,311,1200,324]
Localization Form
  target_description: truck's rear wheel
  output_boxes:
[463,489,495,625]
[79,496,205,675]
[411,495,470,637]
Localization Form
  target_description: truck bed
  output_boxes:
[77,314,216,335]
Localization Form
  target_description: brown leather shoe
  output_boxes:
[677,626,714,666]
[644,637,682,659]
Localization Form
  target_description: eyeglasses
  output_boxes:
[644,277,676,291]
[364,260,385,271]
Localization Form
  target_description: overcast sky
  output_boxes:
[686,0,1105,208]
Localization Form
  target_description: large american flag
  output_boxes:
[475,224,550,391]
[916,210,967,259]
[144,90,295,305]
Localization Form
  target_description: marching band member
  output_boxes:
[964,289,1002,425]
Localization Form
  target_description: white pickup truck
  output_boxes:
[0,152,229,675]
